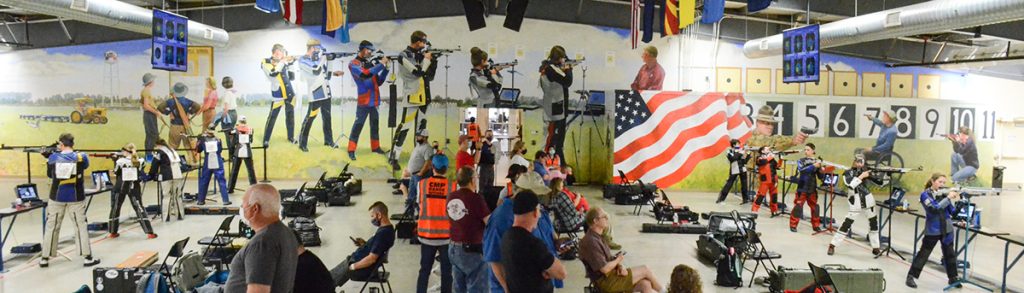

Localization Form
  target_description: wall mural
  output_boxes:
[0,16,999,191]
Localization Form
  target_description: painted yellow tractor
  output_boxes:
[70,97,108,124]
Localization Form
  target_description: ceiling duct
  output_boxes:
[0,0,229,47]
[742,0,1024,59]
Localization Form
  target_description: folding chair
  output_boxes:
[352,253,393,293]
[157,237,190,291]
[580,259,599,293]
[198,215,236,268]
[632,179,658,216]
[808,262,839,293]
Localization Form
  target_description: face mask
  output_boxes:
[371,215,381,227]
[238,205,250,226]
[521,149,527,155]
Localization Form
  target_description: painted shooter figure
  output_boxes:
[298,38,344,152]
[347,40,390,160]
[390,31,439,170]
[261,43,298,147]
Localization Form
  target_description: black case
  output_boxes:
[93,267,151,292]
[641,223,708,234]
[282,196,317,217]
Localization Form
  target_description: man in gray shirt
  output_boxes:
[404,129,435,215]
[225,184,298,293]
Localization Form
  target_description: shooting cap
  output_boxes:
[416,129,429,137]
[142,73,156,86]
[853,154,865,164]
[172,82,188,96]
[238,115,247,124]
[306,38,321,48]
[882,109,897,120]
[755,105,781,123]
[359,40,375,52]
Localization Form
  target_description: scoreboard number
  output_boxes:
[829,103,856,138]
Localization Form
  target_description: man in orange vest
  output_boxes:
[417,154,454,293]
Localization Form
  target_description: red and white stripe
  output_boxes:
[614,91,752,188]
[630,0,641,49]
[282,0,303,24]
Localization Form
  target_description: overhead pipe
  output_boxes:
[0,0,229,47]
[742,0,1024,59]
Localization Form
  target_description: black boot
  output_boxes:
[905,276,917,288]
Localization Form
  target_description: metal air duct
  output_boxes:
[0,0,229,47]
[742,0,1024,59]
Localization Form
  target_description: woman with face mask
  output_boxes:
[108,143,157,239]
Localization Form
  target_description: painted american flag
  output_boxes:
[282,0,303,24]
[614,91,752,188]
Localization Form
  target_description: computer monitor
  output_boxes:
[588,90,606,106]
[92,170,111,188]
[15,183,39,201]
[498,88,520,102]
[957,203,977,221]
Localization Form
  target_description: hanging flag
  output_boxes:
[678,0,695,29]
[700,0,724,24]
[254,0,280,13]
[663,0,679,36]
[630,0,641,49]
[748,0,771,13]
[641,0,656,43]
[282,0,302,24]
[504,0,529,31]
[338,0,350,43]
[463,0,487,31]
[614,91,752,188]
[324,0,344,32]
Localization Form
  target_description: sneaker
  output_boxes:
[109,233,120,239]
[223,201,232,206]
[948,279,963,288]
[147,233,159,239]
[872,248,881,256]
[905,276,917,288]
[83,256,101,267]
[39,257,49,268]
[372,148,387,155]
[827,245,835,256]
[299,146,309,152]
[348,152,357,161]
[197,201,206,206]
[790,227,798,233]
[392,190,403,195]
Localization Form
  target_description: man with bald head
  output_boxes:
[225,184,299,293]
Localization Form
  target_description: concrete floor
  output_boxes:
[0,177,1020,293]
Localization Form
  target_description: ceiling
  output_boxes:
[1,0,1023,80]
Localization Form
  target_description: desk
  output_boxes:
[0,202,47,272]
[997,234,1024,293]
[83,187,113,214]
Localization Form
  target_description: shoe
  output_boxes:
[326,143,340,149]
[147,233,159,239]
[39,257,49,268]
[872,248,881,256]
[83,256,101,267]
[372,148,386,155]
[392,190,403,195]
[290,139,299,145]
[827,245,835,256]
[813,226,823,233]
[715,201,725,205]
[741,200,751,205]
[299,146,309,152]
[109,233,120,239]
[348,152,357,160]
[790,227,798,233]
[948,279,963,288]
[389,159,401,171]
[905,276,917,288]
[223,201,232,206]
[608,242,622,250]
[197,201,206,206]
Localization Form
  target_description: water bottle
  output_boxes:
[672,212,679,224]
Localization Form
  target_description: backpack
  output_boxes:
[135,271,172,293]
[715,247,742,287]
[288,217,322,246]
[172,252,209,292]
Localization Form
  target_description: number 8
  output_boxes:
[894,107,912,137]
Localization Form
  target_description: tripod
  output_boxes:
[874,177,906,260]
[813,173,840,236]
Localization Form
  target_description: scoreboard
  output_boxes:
[782,24,820,84]
[152,9,188,72]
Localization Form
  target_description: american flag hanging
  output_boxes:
[630,0,641,49]
[282,0,303,24]
[614,91,752,188]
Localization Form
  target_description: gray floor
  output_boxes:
[0,177,1020,293]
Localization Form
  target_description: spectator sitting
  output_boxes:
[533,151,552,184]
[543,178,584,233]
[579,207,663,293]
[667,264,702,293]
[500,190,567,293]
[331,201,396,288]
[224,184,299,293]
[561,185,590,213]
[510,140,530,168]
[292,230,333,293]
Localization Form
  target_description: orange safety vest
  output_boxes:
[467,123,481,143]
[418,176,454,240]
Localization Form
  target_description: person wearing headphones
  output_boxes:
[906,173,962,288]
[390,31,439,170]
[108,143,157,239]
[347,40,390,160]
[539,45,573,165]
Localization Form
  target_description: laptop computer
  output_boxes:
[495,88,520,108]
[586,90,606,114]
[15,183,43,204]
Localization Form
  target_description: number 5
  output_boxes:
[805,105,820,131]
